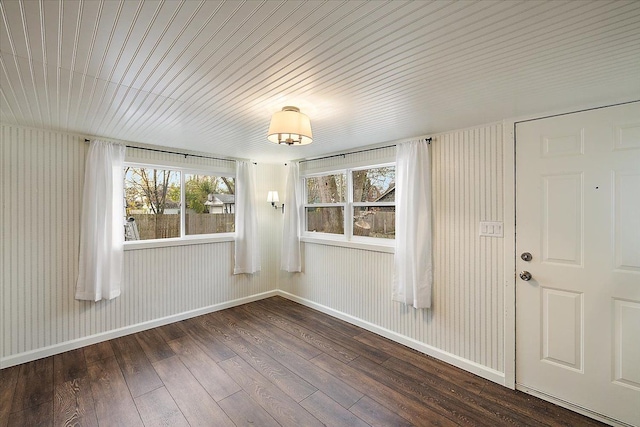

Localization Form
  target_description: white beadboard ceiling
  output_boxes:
[1,0,639,162]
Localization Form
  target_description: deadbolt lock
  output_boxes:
[521,252,532,261]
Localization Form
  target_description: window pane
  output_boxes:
[306,206,344,234]
[352,166,395,202]
[124,167,181,240]
[353,206,395,239]
[306,173,346,203]
[185,174,235,235]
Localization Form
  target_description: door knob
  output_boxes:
[519,271,532,281]
[521,252,532,261]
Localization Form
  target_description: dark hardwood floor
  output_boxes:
[1,296,606,426]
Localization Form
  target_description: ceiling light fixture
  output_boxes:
[267,106,313,145]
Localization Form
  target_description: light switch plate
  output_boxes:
[479,221,503,237]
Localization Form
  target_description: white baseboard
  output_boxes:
[516,384,633,427]
[0,290,278,369]
[277,290,506,386]
[3,288,505,389]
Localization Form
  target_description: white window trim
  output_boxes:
[123,160,236,249]
[301,162,395,252]
[301,235,394,253]
[124,235,235,251]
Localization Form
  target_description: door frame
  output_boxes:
[504,100,640,425]
[502,119,516,389]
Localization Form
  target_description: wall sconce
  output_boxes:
[267,191,284,213]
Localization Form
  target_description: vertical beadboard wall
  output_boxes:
[281,123,505,377]
[0,124,283,366]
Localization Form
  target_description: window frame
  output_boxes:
[301,161,396,252]
[123,160,236,250]
[302,170,347,238]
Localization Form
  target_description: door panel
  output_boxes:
[516,102,640,426]
[542,173,583,265]
[541,287,583,371]
[615,171,640,272]
[613,299,640,390]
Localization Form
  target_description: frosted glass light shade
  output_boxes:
[267,106,313,145]
[267,191,279,203]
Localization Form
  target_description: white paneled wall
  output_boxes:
[281,123,505,379]
[0,124,283,366]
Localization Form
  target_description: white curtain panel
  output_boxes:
[393,139,433,309]
[234,161,261,274]
[75,140,126,301]
[281,162,302,272]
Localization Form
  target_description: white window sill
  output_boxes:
[301,235,394,254]
[124,234,234,251]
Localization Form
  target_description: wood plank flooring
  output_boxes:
[0,296,607,427]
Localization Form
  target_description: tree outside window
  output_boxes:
[125,167,181,239]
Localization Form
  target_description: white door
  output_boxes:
[516,102,640,426]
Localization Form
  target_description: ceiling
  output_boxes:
[1,0,639,163]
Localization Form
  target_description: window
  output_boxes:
[124,167,181,240]
[303,164,395,242]
[124,165,235,241]
[184,173,235,235]
[352,166,396,239]
[305,172,346,235]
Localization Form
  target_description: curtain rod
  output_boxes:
[84,139,235,163]
[299,137,432,164]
